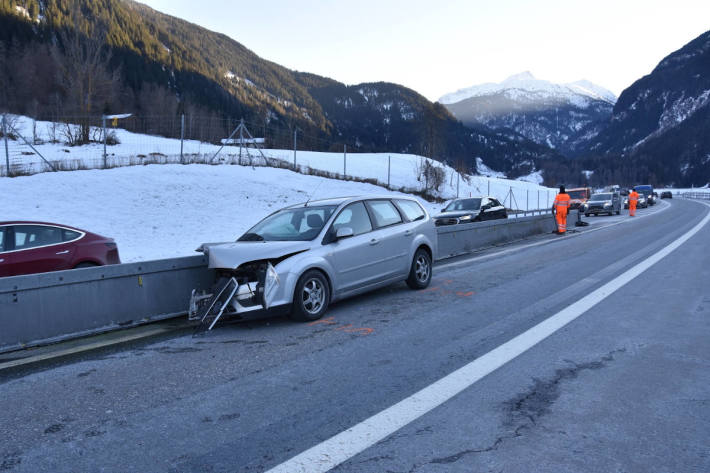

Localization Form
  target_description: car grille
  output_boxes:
[588,204,605,211]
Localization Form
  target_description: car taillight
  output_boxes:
[105,242,116,248]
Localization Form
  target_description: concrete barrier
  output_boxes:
[1,214,556,353]
[0,256,215,353]
[436,213,556,259]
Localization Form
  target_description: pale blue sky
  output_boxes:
[141,0,710,101]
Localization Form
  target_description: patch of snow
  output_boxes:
[14,5,30,19]
[516,170,544,185]
[475,157,506,178]
[224,71,235,80]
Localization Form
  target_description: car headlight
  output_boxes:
[458,215,472,221]
[604,203,611,208]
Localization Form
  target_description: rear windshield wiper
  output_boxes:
[238,232,265,242]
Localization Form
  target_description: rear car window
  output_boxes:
[332,202,372,236]
[396,199,426,221]
[62,229,81,242]
[13,225,63,250]
[0,227,4,252]
[367,200,402,228]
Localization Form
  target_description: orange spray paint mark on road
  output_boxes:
[308,316,337,326]
[307,317,374,336]
[456,291,474,297]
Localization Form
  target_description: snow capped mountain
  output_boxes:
[440,72,616,155]
[439,72,616,106]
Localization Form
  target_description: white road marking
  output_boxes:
[265,201,708,473]
[436,200,670,272]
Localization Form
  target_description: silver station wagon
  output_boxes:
[190,196,437,329]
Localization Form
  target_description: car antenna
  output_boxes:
[304,179,324,207]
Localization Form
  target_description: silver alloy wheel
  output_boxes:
[415,255,430,283]
[302,278,325,315]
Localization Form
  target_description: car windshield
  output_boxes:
[635,189,651,196]
[239,205,337,241]
[568,190,587,199]
[591,193,612,200]
[445,198,481,211]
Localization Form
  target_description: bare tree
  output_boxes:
[52,11,118,144]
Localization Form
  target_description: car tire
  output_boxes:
[290,269,330,322]
[74,262,99,269]
[406,248,432,290]
[585,213,590,217]
[616,210,620,215]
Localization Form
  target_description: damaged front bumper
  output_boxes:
[188,262,281,329]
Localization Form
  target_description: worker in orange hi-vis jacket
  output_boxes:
[552,185,571,234]
[628,189,639,216]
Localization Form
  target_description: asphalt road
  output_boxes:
[1,198,708,473]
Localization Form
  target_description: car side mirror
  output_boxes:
[441,208,447,212]
[335,227,354,239]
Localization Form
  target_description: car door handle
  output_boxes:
[369,238,379,246]
[56,250,70,255]
[404,230,413,236]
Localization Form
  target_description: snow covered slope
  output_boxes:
[439,72,616,155]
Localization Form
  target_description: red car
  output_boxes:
[0,221,120,277]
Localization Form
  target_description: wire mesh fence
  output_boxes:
[0,113,556,210]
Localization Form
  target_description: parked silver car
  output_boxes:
[189,196,437,329]
[583,192,621,216]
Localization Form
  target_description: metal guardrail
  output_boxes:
[0,214,556,353]
[0,255,215,353]
[436,213,555,259]
[678,192,710,200]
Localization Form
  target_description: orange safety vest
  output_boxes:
[629,191,639,203]
[553,193,570,214]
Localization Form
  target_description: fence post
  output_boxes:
[487,180,490,196]
[180,114,185,164]
[456,172,460,198]
[102,116,107,169]
[387,155,391,188]
[293,128,297,169]
[343,144,347,177]
[537,190,540,213]
[2,114,10,177]
[526,190,529,212]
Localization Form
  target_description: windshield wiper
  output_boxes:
[238,232,265,242]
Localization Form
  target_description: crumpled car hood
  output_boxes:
[204,240,312,269]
